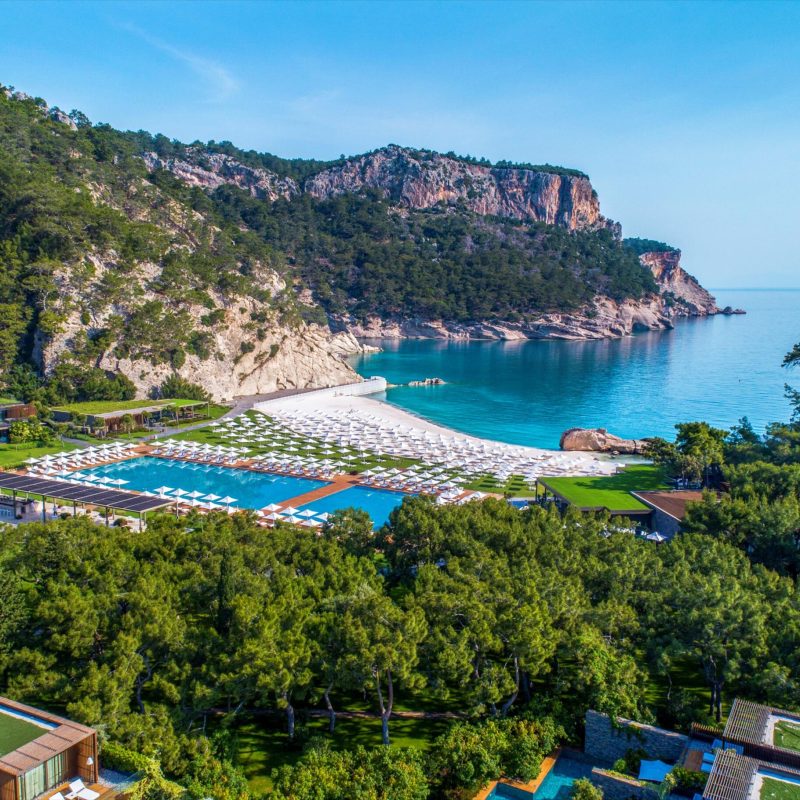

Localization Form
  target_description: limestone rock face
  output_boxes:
[305,145,612,231]
[332,295,674,341]
[38,255,365,402]
[639,249,719,316]
[559,428,650,454]
[142,148,299,201]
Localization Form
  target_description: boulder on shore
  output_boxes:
[559,427,650,454]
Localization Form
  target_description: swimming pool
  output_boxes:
[488,755,595,800]
[298,486,410,529]
[71,457,329,510]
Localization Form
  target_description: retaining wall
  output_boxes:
[585,710,689,765]
[590,768,661,800]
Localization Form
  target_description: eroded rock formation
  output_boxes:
[559,428,650,454]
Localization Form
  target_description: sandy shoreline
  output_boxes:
[259,388,618,476]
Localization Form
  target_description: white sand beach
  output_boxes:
[257,385,619,478]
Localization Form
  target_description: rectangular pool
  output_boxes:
[71,457,329,510]
[298,486,410,529]
[488,755,595,800]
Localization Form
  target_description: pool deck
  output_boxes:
[278,475,361,508]
[474,748,562,800]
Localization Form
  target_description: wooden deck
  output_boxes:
[277,476,360,508]
[684,749,705,772]
[44,782,116,800]
[473,748,561,799]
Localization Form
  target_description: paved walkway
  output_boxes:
[277,475,360,508]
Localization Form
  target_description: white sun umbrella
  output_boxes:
[186,490,205,499]
[172,488,189,498]
[263,503,283,511]
[282,506,299,516]
[316,512,331,522]
[95,476,114,484]
[154,485,174,496]
[109,478,129,488]
[284,515,302,524]
[266,512,282,521]
[298,509,317,518]
[203,493,221,502]
[219,495,237,507]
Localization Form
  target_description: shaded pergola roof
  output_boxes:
[0,471,171,513]
[632,490,705,521]
[724,699,771,746]
[703,750,758,800]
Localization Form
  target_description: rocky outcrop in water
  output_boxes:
[560,428,650,454]
[638,249,719,315]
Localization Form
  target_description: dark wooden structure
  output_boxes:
[0,697,98,800]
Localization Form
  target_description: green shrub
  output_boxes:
[101,740,152,773]
[670,767,707,795]
[572,778,603,800]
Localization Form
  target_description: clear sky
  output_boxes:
[2,0,798,288]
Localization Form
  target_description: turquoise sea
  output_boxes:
[351,290,800,449]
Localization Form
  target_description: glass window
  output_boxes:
[45,752,68,788]
[18,764,46,800]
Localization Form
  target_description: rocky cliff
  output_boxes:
[304,145,614,231]
[142,149,299,201]
[638,249,719,315]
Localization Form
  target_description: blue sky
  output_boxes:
[2,0,799,288]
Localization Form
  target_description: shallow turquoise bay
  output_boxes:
[352,290,799,449]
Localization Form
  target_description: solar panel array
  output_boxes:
[0,471,172,513]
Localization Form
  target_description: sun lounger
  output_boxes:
[66,780,100,800]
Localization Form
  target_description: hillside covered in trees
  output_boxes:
[0,86,711,403]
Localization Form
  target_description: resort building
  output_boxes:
[0,697,99,800]
[0,404,37,444]
[630,490,705,538]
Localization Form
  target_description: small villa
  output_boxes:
[0,697,99,800]
[0,403,37,444]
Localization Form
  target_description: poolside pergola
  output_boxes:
[0,471,172,529]
[724,699,772,747]
[703,750,758,800]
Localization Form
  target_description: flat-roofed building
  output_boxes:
[0,697,98,800]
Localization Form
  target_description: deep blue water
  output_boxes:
[298,486,409,529]
[352,290,800,448]
[72,457,328,509]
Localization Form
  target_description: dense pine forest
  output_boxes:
[1,341,800,800]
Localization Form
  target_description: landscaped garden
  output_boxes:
[774,721,800,753]
[761,777,800,800]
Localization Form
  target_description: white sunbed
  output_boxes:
[65,780,100,800]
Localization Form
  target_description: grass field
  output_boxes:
[774,721,800,752]
[761,777,800,800]
[540,465,667,511]
[53,398,206,415]
[230,713,452,793]
[0,441,79,470]
[0,711,47,757]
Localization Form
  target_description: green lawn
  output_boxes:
[774,721,800,752]
[0,441,79,470]
[53,398,205,415]
[540,464,668,512]
[0,711,47,757]
[230,713,452,793]
[761,777,800,800]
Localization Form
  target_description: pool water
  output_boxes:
[531,755,595,800]
[488,755,595,800]
[72,457,329,510]
[298,486,410,529]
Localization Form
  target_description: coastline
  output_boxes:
[259,387,620,476]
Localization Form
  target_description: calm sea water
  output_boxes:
[352,290,800,449]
